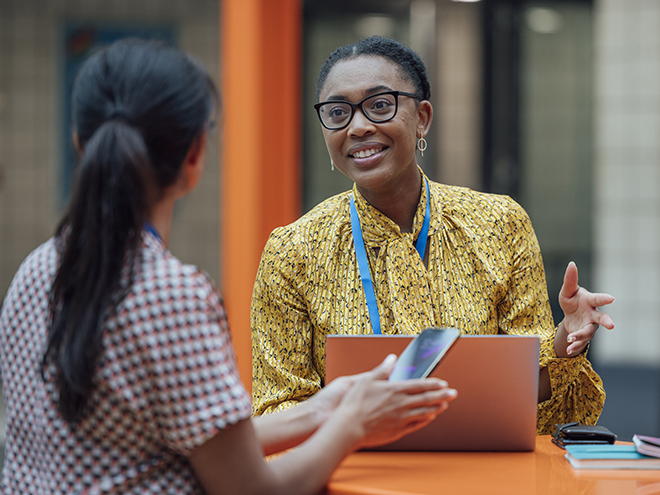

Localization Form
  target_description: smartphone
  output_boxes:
[388,328,461,381]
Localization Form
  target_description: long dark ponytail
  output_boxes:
[43,39,217,423]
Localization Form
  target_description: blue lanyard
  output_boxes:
[350,178,431,335]
[144,222,162,241]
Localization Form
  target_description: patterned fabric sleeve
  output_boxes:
[109,267,253,456]
[496,198,605,434]
[251,227,321,415]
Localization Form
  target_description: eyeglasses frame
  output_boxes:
[314,90,421,130]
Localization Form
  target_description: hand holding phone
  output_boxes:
[388,328,461,381]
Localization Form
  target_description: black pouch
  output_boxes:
[552,422,618,449]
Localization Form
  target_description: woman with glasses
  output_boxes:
[0,39,457,495]
[251,36,615,434]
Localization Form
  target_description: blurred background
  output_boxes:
[0,0,658,466]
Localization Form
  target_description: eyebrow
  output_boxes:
[324,85,394,101]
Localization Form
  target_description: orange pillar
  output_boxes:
[220,0,302,391]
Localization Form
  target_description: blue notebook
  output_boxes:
[565,445,660,470]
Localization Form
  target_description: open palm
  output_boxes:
[557,261,615,356]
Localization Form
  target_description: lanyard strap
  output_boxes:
[144,222,162,241]
[415,179,431,261]
[350,178,431,335]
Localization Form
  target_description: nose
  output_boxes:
[347,107,376,137]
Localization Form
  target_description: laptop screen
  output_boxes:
[325,334,540,451]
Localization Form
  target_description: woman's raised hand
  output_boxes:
[334,354,457,449]
[556,261,615,357]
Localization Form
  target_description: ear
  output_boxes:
[416,100,433,138]
[176,132,208,198]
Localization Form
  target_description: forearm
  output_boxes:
[538,366,551,403]
[554,321,571,358]
[252,400,322,456]
[267,410,362,495]
[538,328,584,405]
[189,415,360,495]
[266,373,455,494]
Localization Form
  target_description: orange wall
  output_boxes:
[220,0,302,391]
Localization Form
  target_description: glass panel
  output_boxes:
[519,1,594,322]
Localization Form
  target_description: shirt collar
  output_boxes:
[351,167,440,246]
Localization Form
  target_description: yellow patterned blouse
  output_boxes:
[251,172,605,434]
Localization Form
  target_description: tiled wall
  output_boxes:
[593,0,660,365]
[0,0,221,303]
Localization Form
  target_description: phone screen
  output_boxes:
[388,328,461,381]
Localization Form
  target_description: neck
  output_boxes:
[148,195,177,246]
[356,167,423,233]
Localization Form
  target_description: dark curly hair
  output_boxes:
[316,36,431,101]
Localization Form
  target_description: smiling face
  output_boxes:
[318,55,433,198]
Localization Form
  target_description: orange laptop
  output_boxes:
[325,334,540,451]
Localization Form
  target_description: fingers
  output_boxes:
[412,391,457,414]
[566,322,598,343]
[359,401,451,448]
[392,385,458,412]
[396,414,438,437]
[328,375,358,390]
[559,261,579,299]
[564,306,614,341]
[357,377,457,414]
[352,382,457,449]
[567,342,587,355]
[590,308,614,330]
[567,334,591,355]
[586,292,615,309]
[394,406,445,433]
[385,377,451,395]
[599,312,615,330]
[360,412,440,448]
[370,354,397,380]
[564,306,614,355]
[557,260,616,343]
[404,401,450,420]
[378,400,453,441]
[565,322,599,355]
[415,387,458,406]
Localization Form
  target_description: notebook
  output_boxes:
[565,445,660,470]
[325,334,540,451]
[634,434,660,459]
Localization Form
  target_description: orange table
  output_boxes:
[327,436,660,495]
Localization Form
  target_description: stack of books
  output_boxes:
[634,435,660,458]
[565,435,660,470]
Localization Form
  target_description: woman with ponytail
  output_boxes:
[0,39,456,494]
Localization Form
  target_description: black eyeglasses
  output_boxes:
[314,90,420,130]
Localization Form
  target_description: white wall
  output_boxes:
[593,0,660,365]
[0,0,221,303]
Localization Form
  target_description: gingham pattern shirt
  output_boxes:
[0,231,252,494]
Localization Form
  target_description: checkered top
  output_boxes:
[0,231,252,494]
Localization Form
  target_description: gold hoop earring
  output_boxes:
[417,136,428,157]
